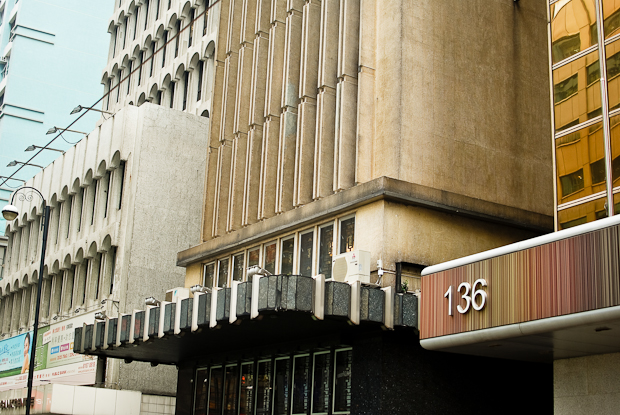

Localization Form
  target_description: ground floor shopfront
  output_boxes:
[74,273,552,414]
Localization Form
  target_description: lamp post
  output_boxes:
[2,187,49,415]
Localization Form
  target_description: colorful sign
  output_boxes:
[0,312,97,391]
[420,222,620,340]
[0,332,33,378]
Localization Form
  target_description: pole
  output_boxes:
[25,204,49,414]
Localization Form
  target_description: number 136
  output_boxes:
[444,279,488,316]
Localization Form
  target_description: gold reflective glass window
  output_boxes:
[556,122,607,203]
[608,114,620,185]
[558,196,607,229]
[553,50,601,132]
[551,0,597,64]
[607,41,620,111]
[603,0,620,38]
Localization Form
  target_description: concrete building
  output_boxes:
[75,0,560,414]
[0,0,113,236]
[0,104,208,413]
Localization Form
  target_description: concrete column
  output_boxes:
[28,284,37,328]
[100,250,115,300]
[49,274,63,319]
[10,229,21,275]
[275,0,303,213]
[19,287,31,330]
[227,0,256,232]
[242,0,271,226]
[75,262,88,307]
[258,2,286,219]
[10,290,22,333]
[313,0,340,199]
[61,267,75,313]
[19,224,30,270]
[334,0,360,192]
[2,294,12,334]
[356,0,376,184]
[294,0,321,207]
[28,216,40,267]
[40,278,52,322]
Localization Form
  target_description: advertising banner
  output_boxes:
[0,312,97,391]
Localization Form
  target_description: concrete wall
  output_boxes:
[1,104,209,395]
[555,353,620,414]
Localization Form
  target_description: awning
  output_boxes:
[73,275,418,365]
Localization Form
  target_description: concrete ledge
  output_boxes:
[177,176,553,267]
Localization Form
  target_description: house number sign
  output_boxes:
[443,279,488,316]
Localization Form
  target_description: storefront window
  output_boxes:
[318,225,333,280]
[256,360,272,415]
[203,263,215,288]
[223,365,239,415]
[194,368,209,415]
[281,238,294,275]
[333,349,352,413]
[232,253,244,282]
[292,355,310,415]
[299,232,313,277]
[217,259,229,288]
[239,363,254,415]
[208,366,223,415]
[274,358,291,415]
[312,352,331,414]
[264,243,276,275]
[339,217,355,254]
[194,349,351,415]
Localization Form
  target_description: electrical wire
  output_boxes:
[0,0,221,190]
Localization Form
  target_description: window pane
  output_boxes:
[318,225,333,279]
[239,363,254,415]
[603,0,620,38]
[312,352,331,414]
[223,365,239,415]
[217,259,229,288]
[612,115,620,187]
[558,197,608,229]
[194,368,209,415]
[248,248,260,267]
[204,263,215,288]
[333,350,352,413]
[256,360,272,415]
[274,358,291,415]
[556,122,606,204]
[550,0,597,64]
[292,355,310,415]
[299,232,313,277]
[208,367,223,415]
[264,243,276,275]
[607,41,620,111]
[553,50,601,133]
[233,253,244,282]
[281,238,294,275]
[339,218,355,254]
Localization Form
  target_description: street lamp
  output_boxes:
[2,186,49,415]
[70,105,114,115]
[25,145,65,154]
[46,126,87,136]
[6,160,44,169]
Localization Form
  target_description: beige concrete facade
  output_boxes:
[1,104,208,395]
[179,0,553,284]
[554,353,620,415]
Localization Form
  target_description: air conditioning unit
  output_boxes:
[331,250,371,284]
[165,287,189,302]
